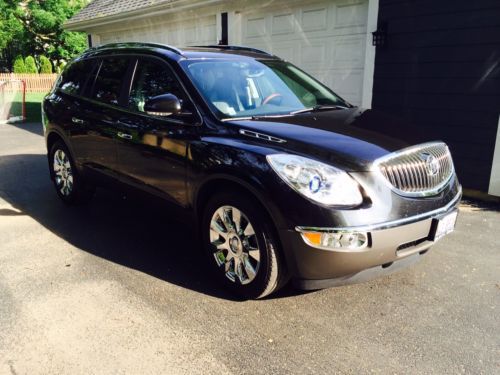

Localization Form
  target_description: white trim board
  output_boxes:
[488,116,500,197]
[361,0,378,109]
[488,114,500,196]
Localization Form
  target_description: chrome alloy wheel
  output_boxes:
[53,149,73,196]
[210,206,260,284]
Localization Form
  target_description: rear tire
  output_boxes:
[202,191,289,299]
[49,141,94,205]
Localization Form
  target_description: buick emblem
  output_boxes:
[421,153,440,176]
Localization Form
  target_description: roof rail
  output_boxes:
[92,42,184,56]
[191,45,274,57]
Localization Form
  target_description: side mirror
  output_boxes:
[144,94,181,116]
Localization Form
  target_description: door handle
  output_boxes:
[117,132,133,140]
[72,117,84,124]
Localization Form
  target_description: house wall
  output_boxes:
[372,0,500,193]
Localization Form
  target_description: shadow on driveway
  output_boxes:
[0,152,304,301]
[4,122,44,137]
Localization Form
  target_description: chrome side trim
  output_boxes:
[296,186,462,233]
[239,129,286,143]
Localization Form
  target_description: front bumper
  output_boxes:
[281,188,461,289]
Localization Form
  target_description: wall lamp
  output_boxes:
[372,22,387,47]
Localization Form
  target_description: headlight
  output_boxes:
[266,154,363,206]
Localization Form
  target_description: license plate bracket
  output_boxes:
[430,210,458,242]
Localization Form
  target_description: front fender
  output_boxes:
[188,137,288,230]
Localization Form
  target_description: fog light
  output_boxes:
[299,230,368,250]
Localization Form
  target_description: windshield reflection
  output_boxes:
[181,59,349,120]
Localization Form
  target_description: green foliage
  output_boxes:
[39,55,52,73]
[12,55,25,73]
[24,55,38,73]
[0,0,90,72]
[56,61,67,74]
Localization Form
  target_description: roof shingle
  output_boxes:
[67,0,174,25]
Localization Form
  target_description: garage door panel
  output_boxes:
[272,13,295,35]
[246,17,267,38]
[335,2,368,28]
[301,6,329,32]
[332,37,366,69]
[301,43,327,67]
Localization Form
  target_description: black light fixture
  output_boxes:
[218,12,228,45]
[372,22,387,47]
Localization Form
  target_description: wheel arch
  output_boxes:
[194,174,285,230]
[46,131,64,153]
[46,129,79,170]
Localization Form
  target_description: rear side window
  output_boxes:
[91,57,130,106]
[59,60,96,95]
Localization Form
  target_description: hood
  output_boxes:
[226,108,412,171]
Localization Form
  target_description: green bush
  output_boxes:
[39,55,53,74]
[56,61,67,74]
[13,56,26,73]
[24,56,38,73]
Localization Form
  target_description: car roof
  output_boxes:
[81,43,281,62]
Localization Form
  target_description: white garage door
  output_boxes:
[99,15,217,47]
[241,1,368,105]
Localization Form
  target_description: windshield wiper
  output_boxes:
[290,105,348,115]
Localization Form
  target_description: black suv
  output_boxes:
[42,43,461,299]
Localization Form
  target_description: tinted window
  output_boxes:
[59,60,96,95]
[128,59,191,116]
[92,57,130,106]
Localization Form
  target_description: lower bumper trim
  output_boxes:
[293,250,425,290]
[295,186,462,234]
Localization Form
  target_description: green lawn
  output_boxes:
[25,92,47,123]
[10,92,47,123]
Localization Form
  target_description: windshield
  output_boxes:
[181,59,350,120]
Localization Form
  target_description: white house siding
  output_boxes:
[84,0,373,107]
[98,15,217,46]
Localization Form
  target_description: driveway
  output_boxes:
[0,123,498,374]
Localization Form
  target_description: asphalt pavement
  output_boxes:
[0,122,499,374]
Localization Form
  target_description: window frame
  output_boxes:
[125,55,202,126]
[88,56,134,107]
[58,58,100,97]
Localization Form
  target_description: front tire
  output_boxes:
[202,191,288,299]
[49,141,94,205]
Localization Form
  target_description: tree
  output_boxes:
[39,55,52,73]
[0,0,24,68]
[24,55,38,73]
[12,55,25,73]
[0,0,90,71]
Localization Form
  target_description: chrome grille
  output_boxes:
[375,142,454,197]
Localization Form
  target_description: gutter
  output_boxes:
[64,0,225,32]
